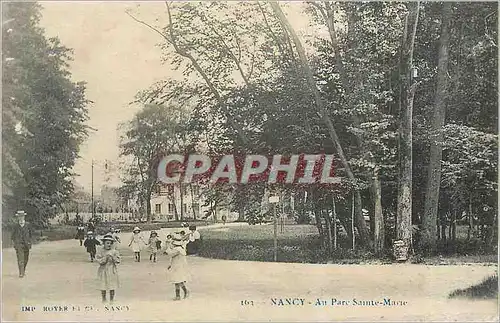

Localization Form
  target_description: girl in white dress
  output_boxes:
[128,227,146,262]
[96,234,120,303]
[166,232,191,300]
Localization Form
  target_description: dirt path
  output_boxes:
[2,237,498,322]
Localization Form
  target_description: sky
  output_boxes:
[39,1,318,193]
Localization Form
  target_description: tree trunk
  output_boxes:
[146,198,152,223]
[314,203,323,237]
[396,2,420,251]
[441,224,446,241]
[179,183,184,221]
[332,196,338,250]
[339,214,353,243]
[437,218,441,240]
[372,167,385,254]
[351,193,356,250]
[213,201,218,223]
[270,1,370,247]
[237,209,245,222]
[189,184,197,220]
[467,196,473,239]
[448,213,452,239]
[451,211,456,241]
[173,201,179,221]
[420,2,452,253]
[325,210,333,254]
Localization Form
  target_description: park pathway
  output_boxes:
[2,232,498,322]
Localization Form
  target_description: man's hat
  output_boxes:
[15,210,27,217]
[151,230,158,236]
[87,231,94,235]
[133,227,141,232]
[101,234,115,243]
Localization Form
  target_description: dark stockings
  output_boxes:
[181,282,188,298]
[102,290,115,302]
[175,283,181,299]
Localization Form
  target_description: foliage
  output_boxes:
[128,1,498,253]
[119,103,192,221]
[2,2,89,228]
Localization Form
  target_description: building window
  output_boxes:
[167,185,174,195]
[155,204,161,214]
[183,204,187,213]
[192,185,200,196]
[182,185,188,195]
[168,203,174,214]
[156,185,161,195]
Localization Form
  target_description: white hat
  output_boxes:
[15,210,27,217]
[101,234,115,243]
[133,227,141,232]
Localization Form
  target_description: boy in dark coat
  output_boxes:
[83,231,101,262]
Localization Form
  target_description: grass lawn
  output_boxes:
[198,224,498,265]
[198,224,373,264]
[200,223,318,240]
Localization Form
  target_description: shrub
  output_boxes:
[449,275,498,299]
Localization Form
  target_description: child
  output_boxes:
[75,225,85,246]
[163,234,173,255]
[112,229,121,249]
[83,231,101,262]
[166,233,191,300]
[128,227,146,262]
[95,234,120,303]
[147,231,160,262]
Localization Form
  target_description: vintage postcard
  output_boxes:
[2,1,498,322]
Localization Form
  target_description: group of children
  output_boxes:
[81,226,195,303]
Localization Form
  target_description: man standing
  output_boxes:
[11,210,33,278]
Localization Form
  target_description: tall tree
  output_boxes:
[396,2,420,251]
[2,2,89,227]
[270,1,371,247]
[420,2,452,253]
[119,103,190,222]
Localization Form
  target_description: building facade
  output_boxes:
[150,183,238,222]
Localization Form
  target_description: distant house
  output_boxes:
[150,183,237,222]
